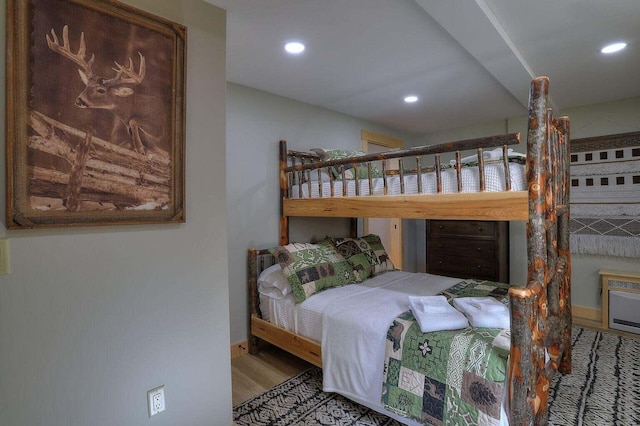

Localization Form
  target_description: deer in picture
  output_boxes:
[46,25,166,156]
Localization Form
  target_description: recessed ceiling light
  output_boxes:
[601,42,627,54]
[404,95,418,103]
[284,41,305,54]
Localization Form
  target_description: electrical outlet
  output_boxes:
[147,385,166,416]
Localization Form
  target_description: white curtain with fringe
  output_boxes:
[569,142,640,258]
[571,233,640,258]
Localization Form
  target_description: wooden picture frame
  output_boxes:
[6,0,187,228]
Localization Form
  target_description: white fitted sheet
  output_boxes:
[259,270,462,343]
[290,162,525,199]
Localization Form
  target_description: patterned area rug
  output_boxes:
[548,327,640,425]
[233,327,640,425]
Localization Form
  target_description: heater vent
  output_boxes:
[609,290,640,334]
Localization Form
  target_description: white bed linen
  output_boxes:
[259,284,372,342]
[320,272,460,422]
[258,271,510,425]
[291,163,525,199]
[259,271,460,343]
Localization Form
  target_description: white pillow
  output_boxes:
[449,148,526,166]
[306,170,332,182]
[257,263,291,299]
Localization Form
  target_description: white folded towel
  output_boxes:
[408,295,469,332]
[453,297,510,329]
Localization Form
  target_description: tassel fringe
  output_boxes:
[570,234,640,258]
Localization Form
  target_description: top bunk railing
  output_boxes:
[281,133,522,199]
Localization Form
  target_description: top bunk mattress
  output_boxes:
[290,162,526,199]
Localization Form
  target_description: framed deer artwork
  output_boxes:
[6,0,187,228]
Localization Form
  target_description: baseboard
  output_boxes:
[573,305,601,322]
[572,305,604,331]
[230,340,248,359]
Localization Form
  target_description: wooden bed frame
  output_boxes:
[248,76,572,425]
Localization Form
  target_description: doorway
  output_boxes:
[360,130,404,270]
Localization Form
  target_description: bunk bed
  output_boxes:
[247,77,572,425]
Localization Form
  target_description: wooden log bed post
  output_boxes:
[247,248,261,355]
[279,140,290,245]
[508,76,571,425]
[557,116,572,376]
[510,76,550,425]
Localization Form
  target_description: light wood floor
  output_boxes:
[231,344,313,406]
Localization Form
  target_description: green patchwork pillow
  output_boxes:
[270,239,354,303]
[310,148,382,180]
[332,234,395,281]
[311,148,363,161]
[340,164,383,180]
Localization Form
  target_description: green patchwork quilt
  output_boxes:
[382,280,512,426]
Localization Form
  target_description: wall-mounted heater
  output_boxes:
[609,290,640,334]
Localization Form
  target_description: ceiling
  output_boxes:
[207,0,640,134]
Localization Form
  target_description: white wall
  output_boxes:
[0,2,231,425]
[419,96,640,312]
[226,83,417,345]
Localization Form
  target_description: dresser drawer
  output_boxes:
[427,256,498,281]
[426,219,509,282]
[428,220,496,238]
[427,238,496,258]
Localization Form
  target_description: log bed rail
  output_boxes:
[283,132,521,194]
[249,76,571,426]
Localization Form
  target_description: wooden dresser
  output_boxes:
[426,220,509,282]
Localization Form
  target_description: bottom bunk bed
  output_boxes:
[251,246,517,425]
[247,76,572,425]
